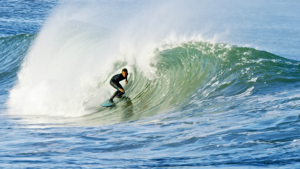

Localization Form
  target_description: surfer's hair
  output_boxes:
[122,68,128,73]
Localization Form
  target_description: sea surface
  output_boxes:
[1,0,300,168]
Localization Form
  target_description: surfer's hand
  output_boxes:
[125,80,128,84]
[120,88,125,93]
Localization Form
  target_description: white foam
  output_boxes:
[7,0,230,117]
[248,77,258,82]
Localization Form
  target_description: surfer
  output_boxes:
[109,68,128,103]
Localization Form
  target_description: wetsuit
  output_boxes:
[109,73,127,101]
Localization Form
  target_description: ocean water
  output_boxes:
[1,0,300,168]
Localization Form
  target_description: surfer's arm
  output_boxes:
[125,79,128,84]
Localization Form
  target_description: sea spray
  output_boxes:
[6,0,226,117]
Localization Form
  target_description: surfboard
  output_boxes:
[100,99,114,107]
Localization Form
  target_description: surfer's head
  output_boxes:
[122,68,128,77]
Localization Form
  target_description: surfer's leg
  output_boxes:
[117,92,124,98]
[110,90,122,102]
[110,80,119,90]
[109,81,124,102]
[115,82,125,98]
[116,83,125,98]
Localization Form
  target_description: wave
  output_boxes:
[3,32,300,125]
[3,1,300,125]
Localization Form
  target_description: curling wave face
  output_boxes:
[98,41,300,124]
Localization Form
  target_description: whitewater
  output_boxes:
[1,0,300,168]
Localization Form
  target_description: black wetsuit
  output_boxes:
[109,73,127,101]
